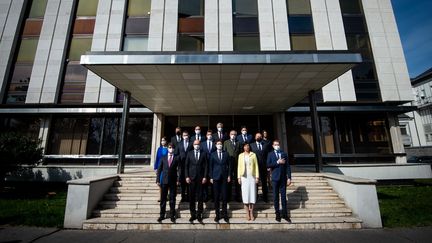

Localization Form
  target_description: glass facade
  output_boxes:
[286,113,393,164]
[59,0,98,104]
[0,116,41,140]
[4,0,47,104]
[287,0,316,50]
[177,0,204,51]
[339,0,381,102]
[232,0,260,51]
[123,0,151,51]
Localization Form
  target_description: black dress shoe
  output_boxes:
[275,214,281,222]
[157,216,164,223]
[197,214,203,222]
[170,216,176,223]
[214,216,220,223]
[284,216,291,223]
[224,217,230,223]
[189,216,196,223]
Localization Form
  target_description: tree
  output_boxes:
[0,132,43,183]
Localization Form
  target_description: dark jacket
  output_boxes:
[201,140,216,160]
[250,141,270,167]
[209,150,231,181]
[185,149,208,180]
[266,150,292,181]
[156,154,180,185]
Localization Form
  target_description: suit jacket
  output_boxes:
[209,150,231,181]
[175,139,193,162]
[237,152,259,178]
[250,141,270,167]
[212,131,228,142]
[267,150,292,181]
[171,135,182,147]
[156,154,180,185]
[191,134,205,143]
[237,134,253,145]
[201,140,216,160]
[185,149,208,181]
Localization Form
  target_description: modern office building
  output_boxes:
[0,0,423,180]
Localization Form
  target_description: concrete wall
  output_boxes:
[324,173,382,228]
[64,175,118,229]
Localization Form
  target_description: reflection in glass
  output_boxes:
[28,0,48,18]
[87,118,104,155]
[287,0,312,15]
[177,36,204,51]
[233,36,260,51]
[16,38,39,62]
[0,117,41,140]
[233,0,258,16]
[289,16,314,34]
[233,17,259,34]
[286,116,314,154]
[178,0,204,17]
[128,0,151,17]
[76,0,99,17]
[73,19,96,34]
[342,16,366,33]
[102,118,119,154]
[49,118,90,155]
[68,38,92,61]
[123,36,148,51]
[125,18,150,34]
[291,35,316,50]
[339,0,362,15]
[126,117,154,154]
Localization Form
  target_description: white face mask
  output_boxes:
[217,127,222,132]
[207,135,212,140]
[194,144,200,150]
[161,140,167,146]
[273,146,280,151]
[216,144,223,150]
[195,130,200,134]
[241,130,247,135]
[230,135,236,140]
[183,136,189,140]
[168,148,174,154]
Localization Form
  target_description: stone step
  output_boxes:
[109,187,335,193]
[93,208,353,219]
[104,191,339,197]
[82,217,362,230]
[103,194,340,201]
[113,182,331,188]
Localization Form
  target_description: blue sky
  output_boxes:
[391,0,432,78]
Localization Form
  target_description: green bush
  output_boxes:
[0,132,43,182]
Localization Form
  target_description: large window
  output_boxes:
[47,115,153,164]
[339,0,381,102]
[4,0,47,104]
[0,117,41,140]
[287,0,316,50]
[177,0,204,51]
[59,0,98,104]
[123,0,151,51]
[232,0,260,51]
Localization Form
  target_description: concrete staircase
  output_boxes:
[83,170,362,230]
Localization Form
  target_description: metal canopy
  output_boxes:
[81,51,362,115]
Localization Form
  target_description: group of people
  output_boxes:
[154,122,292,224]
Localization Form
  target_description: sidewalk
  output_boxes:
[1,226,431,243]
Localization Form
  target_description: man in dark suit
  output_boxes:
[250,132,269,202]
[156,143,180,223]
[237,126,253,146]
[170,127,182,147]
[209,140,231,223]
[185,140,208,223]
[267,140,292,222]
[212,122,228,142]
[202,130,216,202]
[191,126,205,142]
[175,131,192,202]
[224,130,241,201]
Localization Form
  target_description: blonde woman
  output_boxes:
[237,143,259,221]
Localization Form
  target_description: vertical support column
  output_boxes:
[257,0,276,51]
[204,0,218,51]
[0,0,25,100]
[150,113,164,167]
[162,0,178,51]
[273,112,288,152]
[0,0,12,41]
[39,0,75,103]
[309,90,323,172]
[27,0,62,103]
[388,114,407,164]
[272,0,290,50]
[218,0,233,51]
[38,117,51,154]
[148,0,165,51]
[117,91,131,174]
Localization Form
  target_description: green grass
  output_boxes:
[377,179,432,228]
[0,182,67,228]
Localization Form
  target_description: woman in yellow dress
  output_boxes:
[237,143,259,221]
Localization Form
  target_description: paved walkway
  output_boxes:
[1,226,431,243]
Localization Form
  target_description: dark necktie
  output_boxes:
[219,152,222,161]
[219,132,222,139]
[258,143,262,151]
[195,151,199,161]
[208,141,211,151]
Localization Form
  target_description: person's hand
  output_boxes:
[227,176,231,183]
[278,158,286,164]
[238,178,242,185]
[210,179,214,184]
[186,177,191,184]
[287,179,292,186]
[256,178,259,184]
[202,178,207,184]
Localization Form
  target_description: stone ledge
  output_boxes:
[67,174,119,185]
[322,173,377,185]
